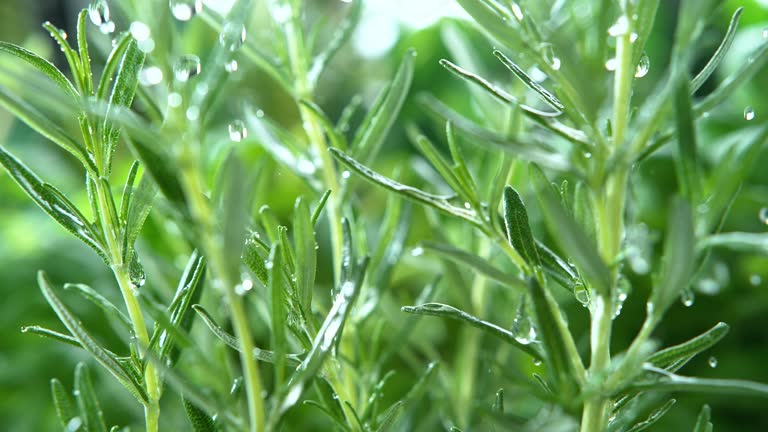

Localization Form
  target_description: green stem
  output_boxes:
[178,160,266,432]
[94,180,160,432]
[582,3,634,431]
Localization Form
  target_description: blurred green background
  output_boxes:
[2,0,768,430]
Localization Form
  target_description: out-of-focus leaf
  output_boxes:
[293,197,316,313]
[633,366,768,398]
[690,8,742,93]
[64,283,131,329]
[493,50,564,112]
[692,405,712,432]
[374,401,403,432]
[0,41,77,97]
[183,396,217,432]
[75,363,108,432]
[624,399,676,432]
[307,0,361,86]
[420,241,526,289]
[104,40,144,172]
[673,80,700,201]
[50,379,77,430]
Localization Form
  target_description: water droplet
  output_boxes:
[265,260,274,270]
[635,52,650,78]
[139,65,163,86]
[542,44,561,70]
[763,28,768,39]
[574,282,590,307]
[608,15,630,37]
[533,358,542,366]
[186,106,200,121]
[613,277,631,319]
[167,92,182,107]
[173,55,201,82]
[228,120,247,141]
[271,3,292,24]
[708,356,718,368]
[230,377,243,395]
[255,109,265,118]
[220,22,246,51]
[225,59,238,72]
[760,207,768,224]
[696,278,720,295]
[297,158,316,175]
[511,3,525,21]
[66,416,83,432]
[584,152,592,159]
[681,288,695,307]
[511,298,536,344]
[341,170,351,179]
[463,202,472,209]
[410,246,424,257]
[744,106,755,121]
[88,0,115,33]
[170,0,203,21]
[605,57,618,71]
[750,274,762,286]
[629,32,638,43]
[129,21,150,41]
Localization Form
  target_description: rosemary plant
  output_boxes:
[1,0,768,431]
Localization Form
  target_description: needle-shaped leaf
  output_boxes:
[633,366,768,398]
[269,242,288,389]
[692,405,712,432]
[183,397,217,432]
[42,21,83,92]
[401,303,542,360]
[311,378,349,427]
[624,398,676,432]
[0,85,94,171]
[528,277,580,396]
[124,135,187,211]
[75,10,92,97]
[277,219,368,415]
[698,232,768,255]
[50,378,77,430]
[64,283,131,330]
[696,40,768,115]
[0,42,77,97]
[674,79,700,201]
[292,197,317,313]
[647,322,729,372]
[503,186,542,270]
[75,363,108,432]
[311,190,332,226]
[330,147,482,225]
[307,0,362,86]
[192,304,303,367]
[374,401,404,432]
[22,325,81,348]
[492,50,564,112]
[649,198,695,318]
[37,272,149,404]
[0,146,106,261]
[420,241,526,289]
[408,126,476,204]
[439,58,560,118]
[530,164,610,296]
[690,8,742,93]
[351,49,415,164]
[104,40,144,173]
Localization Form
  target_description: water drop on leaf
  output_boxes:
[608,15,629,37]
[759,207,768,224]
[225,59,238,72]
[574,282,590,307]
[744,106,755,121]
[708,356,718,368]
[681,288,695,307]
[173,55,201,82]
[635,52,650,78]
[228,120,247,142]
[749,274,762,286]
[139,65,163,86]
[220,23,247,51]
[170,0,203,21]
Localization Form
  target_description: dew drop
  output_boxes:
[220,22,247,51]
[542,44,561,71]
[613,277,631,319]
[708,356,718,368]
[635,52,650,78]
[66,416,83,432]
[265,260,274,270]
[763,28,768,39]
[186,106,200,121]
[681,288,695,307]
[129,21,151,41]
[167,92,182,107]
[533,358,542,366]
[228,120,247,142]
[88,0,115,34]
[744,106,755,121]
[463,202,472,209]
[271,4,292,24]
[139,65,163,86]
[255,109,265,118]
[341,170,351,179]
[629,32,638,43]
[297,158,316,175]
[410,246,424,257]
[225,59,238,72]
[173,55,201,82]
[605,57,618,71]
[759,207,768,224]
[750,274,762,286]
[608,15,630,37]
[170,0,203,21]
[574,282,590,307]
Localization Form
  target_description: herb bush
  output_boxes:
[1,0,768,431]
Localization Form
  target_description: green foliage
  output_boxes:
[2,0,768,431]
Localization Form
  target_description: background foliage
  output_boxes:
[1,0,768,431]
